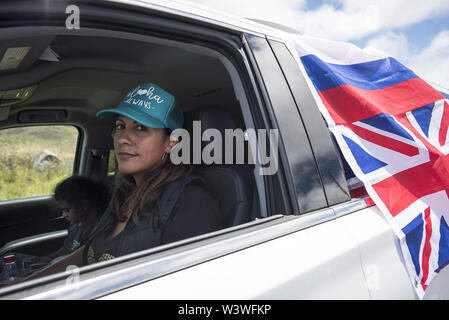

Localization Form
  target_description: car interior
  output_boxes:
[0,28,265,267]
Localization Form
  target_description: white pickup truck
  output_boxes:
[0,0,448,300]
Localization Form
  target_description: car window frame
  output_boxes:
[266,38,351,206]
[244,34,328,214]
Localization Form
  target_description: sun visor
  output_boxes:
[0,36,56,74]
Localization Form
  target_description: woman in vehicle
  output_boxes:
[29,82,223,278]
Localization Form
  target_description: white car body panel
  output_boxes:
[423,266,449,300]
[101,206,416,300]
[340,206,417,299]
[109,0,287,39]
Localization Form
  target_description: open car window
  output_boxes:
[0,125,78,201]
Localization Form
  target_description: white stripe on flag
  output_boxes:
[426,209,441,285]
[429,100,445,146]
[287,34,388,65]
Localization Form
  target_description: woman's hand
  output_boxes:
[26,246,85,281]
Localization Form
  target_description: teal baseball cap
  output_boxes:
[96,83,183,131]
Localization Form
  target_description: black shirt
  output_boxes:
[84,173,222,264]
[62,216,100,254]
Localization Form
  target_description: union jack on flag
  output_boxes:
[284,34,449,298]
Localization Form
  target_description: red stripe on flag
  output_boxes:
[350,185,367,198]
[439,101,449,147]
[318,78,444,125]
[421,207,432,291]
[349,124,419,157]
[364,197,375,207]
[372,160,447,217]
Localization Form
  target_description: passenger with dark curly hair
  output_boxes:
[24,176,110,266]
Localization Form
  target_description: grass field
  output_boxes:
[0,126,78,201]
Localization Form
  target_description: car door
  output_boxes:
[97,30,373,300]
[104,32,420,300]
[0,0,401,300]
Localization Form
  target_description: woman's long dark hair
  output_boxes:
[110,134,192,225]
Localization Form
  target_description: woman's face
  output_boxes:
[113,115,170,184]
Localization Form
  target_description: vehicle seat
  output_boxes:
[183,106,256,227]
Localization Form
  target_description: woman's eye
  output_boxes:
[136,125,147,131]
[114,123,125,131]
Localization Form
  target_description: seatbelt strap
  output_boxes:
[87,148,107,178]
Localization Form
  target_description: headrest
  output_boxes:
[182,106,245,165]
[183,105,238,137]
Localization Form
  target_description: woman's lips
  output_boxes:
[118,152,137,160]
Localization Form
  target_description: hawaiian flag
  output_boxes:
[284,35,449,298]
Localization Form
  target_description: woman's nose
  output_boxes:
[114,128,133,145]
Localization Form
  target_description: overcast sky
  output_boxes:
[187,0,449,90]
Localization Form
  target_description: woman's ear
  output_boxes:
[165,135,179,153]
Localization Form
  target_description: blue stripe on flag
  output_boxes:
[342,135,387,174]
[359,113,414,141]
[438,216,449,270]
[300,55,418,92]
[410,103,435,138]
[402,214,424,277]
